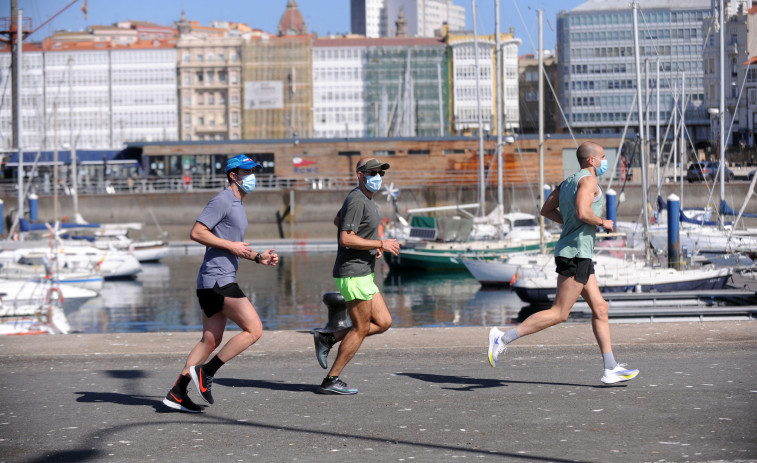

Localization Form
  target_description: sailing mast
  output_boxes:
[538,10,545,250]
[14,6,24,237]
[632,1,652,263]
[718,0,725,224]
[472,0,485,216]
[495,0,503,208]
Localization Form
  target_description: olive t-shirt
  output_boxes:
[332,187,380,278]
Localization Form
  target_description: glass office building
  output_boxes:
[557,0,712,144]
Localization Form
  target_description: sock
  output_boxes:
[501,328,520,345]
[203,355,226,377]
[602,352,617,370]
[326,375,338,381]
[171,374,191,395]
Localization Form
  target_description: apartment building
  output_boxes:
[175,13,244,142]
[445,27,521,135]
[702,0,757,147]
[519,53,559,134]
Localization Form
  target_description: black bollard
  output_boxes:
[313,292,352,333]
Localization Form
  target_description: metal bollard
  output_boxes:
[313,292,352,334]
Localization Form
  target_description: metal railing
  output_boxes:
[0,169,561,196]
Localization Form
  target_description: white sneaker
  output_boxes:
[487,327,506,368]
[601,364,639,384]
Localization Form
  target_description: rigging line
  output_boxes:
[604,91,637,193]
[509,134,540,215]
[510,0,577,148]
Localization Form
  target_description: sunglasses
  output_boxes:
[361,170,384,177]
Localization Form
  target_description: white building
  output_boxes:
[312,39,366,138]
[447,30,521,134]
[0,41,178,153]
[351,0,465,38]
[385,0,465,37]
[351,0,386,38]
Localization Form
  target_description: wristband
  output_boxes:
[379,240,383,251]
[254,253,261,264]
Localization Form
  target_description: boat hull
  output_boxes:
[513,268,732,304]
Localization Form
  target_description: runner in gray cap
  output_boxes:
[313,157,399,394]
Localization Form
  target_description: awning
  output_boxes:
[5,150,137,167]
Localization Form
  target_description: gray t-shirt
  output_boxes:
[196,187,248,289]
[333,187,380,278]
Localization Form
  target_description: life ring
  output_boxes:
[47,287,64,303]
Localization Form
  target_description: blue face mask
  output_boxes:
[595,159,608,176]
[363,172,382,192]
[237,173,256,193]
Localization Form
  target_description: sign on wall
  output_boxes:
[244,81,284,110]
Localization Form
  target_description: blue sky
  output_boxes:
[19,0,583,53]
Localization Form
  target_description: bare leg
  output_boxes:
[580,274,612,354]
[215,296,263,362]
[180,311,226,376]
[331,292,392,342]
[516,275,584,337]
[328,293,392,377]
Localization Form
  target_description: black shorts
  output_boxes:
[555,256,594,285]
[196,282,246,318]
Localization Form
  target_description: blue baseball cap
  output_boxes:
[225,155,261,172]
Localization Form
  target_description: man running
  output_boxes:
[487,141,639,385]
[312,158,400,395]
[162,155,279,412]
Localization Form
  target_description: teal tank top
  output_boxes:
[555,169,604,259]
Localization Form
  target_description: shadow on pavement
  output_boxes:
[214,377,317,393]
[398,372,618,390]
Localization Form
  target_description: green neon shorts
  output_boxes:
[334,274,379,302]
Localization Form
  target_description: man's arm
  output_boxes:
[575,176,614,230]
[190,221,253,259]
[540,186,563,224]
[339,230,400,256]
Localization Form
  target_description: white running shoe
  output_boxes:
[487,327,506,368]
[601,364,639,384]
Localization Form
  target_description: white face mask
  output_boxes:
[236,173,256,193]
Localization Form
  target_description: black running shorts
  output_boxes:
[554,256,594,285]
[196,282,246,318]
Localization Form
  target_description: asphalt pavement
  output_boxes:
[1,321,756,463]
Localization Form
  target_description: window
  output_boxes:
[184,113,191,127]
[232,112,239,127]
[408,149,430,155]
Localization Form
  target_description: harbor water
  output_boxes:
[67,251,528,333]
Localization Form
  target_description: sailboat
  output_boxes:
[386,1,556,271]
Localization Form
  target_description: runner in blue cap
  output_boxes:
[163,155,279,412]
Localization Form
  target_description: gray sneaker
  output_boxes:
[317,377,358,395]
[313,331,336,369]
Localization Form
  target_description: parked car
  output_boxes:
[686,161,735,182]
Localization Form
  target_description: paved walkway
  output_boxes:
[2,321,756,462]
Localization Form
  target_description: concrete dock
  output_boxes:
[1,321,756,462]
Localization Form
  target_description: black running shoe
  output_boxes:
[313,331,336,369]
[162,390,202,413]
[189,365,214,404]
[317,377,358,395]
